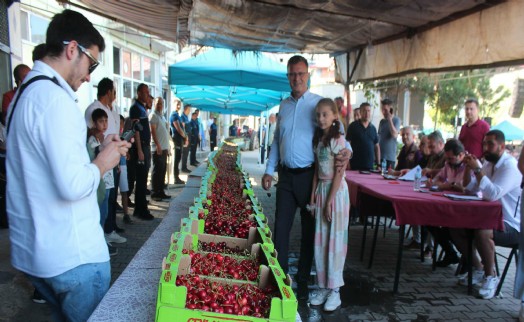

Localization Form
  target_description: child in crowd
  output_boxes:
[308,98,350,311]
[119,115,133,224]
[87,108,114,228]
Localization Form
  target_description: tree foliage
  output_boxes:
[357,70,510,129]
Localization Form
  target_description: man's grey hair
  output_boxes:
[401,126,414,134]
[428,130,444,144]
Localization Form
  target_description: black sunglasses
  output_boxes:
[63,41,99,74]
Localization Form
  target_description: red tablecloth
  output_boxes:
[345,171,504,231]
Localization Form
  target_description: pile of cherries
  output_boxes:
[184,249,260,281]
[198,241,249,256]
[176,274,278,317]
[202,150,257,238]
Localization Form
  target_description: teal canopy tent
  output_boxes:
[168,48,289,115]
[492,120,524,141]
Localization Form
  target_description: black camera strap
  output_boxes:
[514,195,520,218]
[6,75,60,136]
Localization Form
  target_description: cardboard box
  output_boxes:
[187,209,268,232]
[156,255,297,322]
[164,233,278,272]
[178,219,273,250]
[162,244,271,281]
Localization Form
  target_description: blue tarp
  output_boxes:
[168,48,290,115]
[492,120,524,141]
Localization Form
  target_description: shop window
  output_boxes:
[123,79,132,99]
[133,82,140,97]
[122,50,131,78]
[113,47,120,75]
[143,58,156,84]
[132,53,141,80]
[20,11,48,44]
[30,15,48,44]
[21,11,29,41]
[143,57,151,83]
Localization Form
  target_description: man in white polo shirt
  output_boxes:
[451,129,521,299]
[85,77,127,245]
[6,10,129,321]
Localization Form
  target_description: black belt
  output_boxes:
[281,164,314,174]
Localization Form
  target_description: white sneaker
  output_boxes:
[105,231,127,244]
[323,290,341,311]
[518,302,524,322]
[458,269,484,286]
[478,275,499,299]
[309,288,330,306]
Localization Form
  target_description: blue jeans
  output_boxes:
[26,261,110,322]
[99,188,110,228]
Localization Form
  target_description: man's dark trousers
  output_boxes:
[133,144,151,215]
[173,138,183,178]
[210,136,217,152]
[127,149,136,196]
[151,149,167,195]
[273,166,315,284]
[181,144,190,169]
[190,139,198,164]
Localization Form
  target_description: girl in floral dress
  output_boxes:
[308,98,350,311]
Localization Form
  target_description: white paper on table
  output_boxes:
[444,194,483,201]
[398,165,428,182]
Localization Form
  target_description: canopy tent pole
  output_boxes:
[260,107,270,165]
[264,107,269,160]
[345,52,351,127]
[258,111,263,165]
[347,48,364,126]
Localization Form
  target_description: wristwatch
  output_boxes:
[473,167,482,175]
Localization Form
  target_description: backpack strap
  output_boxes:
[6,75,60,136]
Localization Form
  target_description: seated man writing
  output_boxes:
[451,130,522,299]
[427,139,480,192]
[426,139,479,267]
[421,130,446,179]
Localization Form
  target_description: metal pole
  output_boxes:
[346,52,351,127]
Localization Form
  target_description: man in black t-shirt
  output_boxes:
[169,101,186,184]
[189,112,200,166]
[209,117,218,151]
[129,83,153,220]
[346,102,380,170]
[229,119,238,137]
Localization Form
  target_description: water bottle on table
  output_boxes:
[413,166,422,191]
[381,159,387,175]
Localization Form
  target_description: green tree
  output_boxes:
[356,69,510,130]
[422,72,474,129]
[471,76,510,118]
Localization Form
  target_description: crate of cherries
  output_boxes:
[156,258,297,322]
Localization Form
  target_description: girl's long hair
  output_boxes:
[313,98,341,149]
